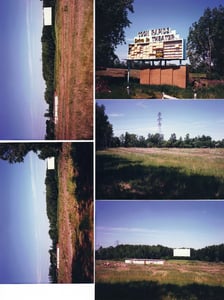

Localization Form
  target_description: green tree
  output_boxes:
[124,132,138,147]
[96,103,113,150]
[96,0,134,67]
[0,144,35,163]
[187,5,224,77]
[167,133,177,147]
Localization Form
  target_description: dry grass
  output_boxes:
[96,259,224,286]
[57,143,93,283]
[54,0,93,140]
[57,143,78,283]
[96,148,224,199]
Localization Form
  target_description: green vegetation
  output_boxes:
[188,5,224,78]
[46,167,58,283]
[96,148,224,199]
[96,0,134,67]
[41,0,56,139]
[96,103,224,150]
[96,77,224,99]
[96,244,224,262]
[96,260,224,300]
[96,245,224,299]
[70,143,93,283]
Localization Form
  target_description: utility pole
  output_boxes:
[157,112,162,135]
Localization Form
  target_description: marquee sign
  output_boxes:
[128,27,186,60]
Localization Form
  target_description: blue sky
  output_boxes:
[116,0,224,61]
[96,201,224,250]
[0,0,47,139]
[97,100,224,141]
[0,151,51,283]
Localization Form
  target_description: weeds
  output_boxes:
[96,148,224,199]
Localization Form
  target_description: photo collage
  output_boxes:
[0,0,224,299]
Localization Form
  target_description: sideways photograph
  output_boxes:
[0,142,93,283]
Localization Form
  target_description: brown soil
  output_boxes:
[55,0,93,140]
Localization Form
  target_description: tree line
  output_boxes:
[111,132,224,149]
[41,1,56,139]
[46,167,58,283]
[96,244,224,263]
[0,143,61,163]
[96,103,224,150]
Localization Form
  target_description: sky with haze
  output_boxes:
[0,0,47,139]
[116,0,224,61]
[97,100,224,141]
[0,151,51,283]
[96,201,224,250]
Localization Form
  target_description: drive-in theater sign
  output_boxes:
[128,27,186,61]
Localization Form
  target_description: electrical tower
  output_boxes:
[157,112,162,135]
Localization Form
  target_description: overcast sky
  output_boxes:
[0,0,47,139]
[0,151,51,283]
[97,100,224,141]
[116,0,224,61]
[96,200,224,250]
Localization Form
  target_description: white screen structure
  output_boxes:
[173,248,191,257]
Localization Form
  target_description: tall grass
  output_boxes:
[95,260,224,300]
[96,148,224,199]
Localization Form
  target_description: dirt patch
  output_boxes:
[55,0,93,140]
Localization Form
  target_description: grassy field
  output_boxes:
[95,260,224,300]
[96,147,224,199]
[54,0,93,140]
[57,143,93,283]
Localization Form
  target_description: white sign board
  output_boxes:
[173,248,191,257]
[47,157,55,170]
[128,27,185,60]
[44,7,52,26]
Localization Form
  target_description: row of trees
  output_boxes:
[46,168,58,283]
[41,1,56,139]
[96,103,224,149]
[111,132,224,148]
[0,143,61,163]
[96,244,224,263]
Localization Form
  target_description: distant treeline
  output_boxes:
[41,0,56,139]
[46,167,58,283]
[110,132,224,149]
[96,244,224,263]
[42,0,56,7]
[96,103,224,149]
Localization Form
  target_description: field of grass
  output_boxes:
[54,0,93,139]
[57,143,93,283]
[96,260,224,300]
[96,148,224,199]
